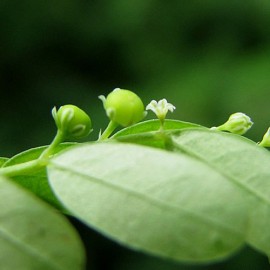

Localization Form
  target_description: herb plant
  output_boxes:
[1,88,270,269]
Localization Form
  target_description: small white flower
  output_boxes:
[211,112,253,135]
[146,99,176,122]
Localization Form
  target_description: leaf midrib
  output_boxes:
[0,226,65,270]
[171,139,270,206]
[50,161,245,238]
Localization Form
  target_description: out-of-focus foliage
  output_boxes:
[1,0,270,269]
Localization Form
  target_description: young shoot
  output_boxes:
[2,87,270,270]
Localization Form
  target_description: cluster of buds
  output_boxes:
[50,90,270,149]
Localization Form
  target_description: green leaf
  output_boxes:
[113,119,201,138]
[2,143,76,208]
[0,157,8,167]
[0,176,85,270]
[112,119,203,149]
[170,128,270,257]
[47,141,255,263]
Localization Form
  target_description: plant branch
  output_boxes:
[0,158,47,177]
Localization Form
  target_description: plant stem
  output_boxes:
[99,120,119,141]
[0,159,47,177]
[159,119,165,132]
[0,130,65,178]
[39,130,65,159]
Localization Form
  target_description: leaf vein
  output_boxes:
[0,226,65,270]
[51,162,244,238]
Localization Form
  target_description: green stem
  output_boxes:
[159,119,165,132]
[39,130,65,159]
[0,159,47,177]
[99,120,119,141]
[0,130,66,178]
[214,123,228,132]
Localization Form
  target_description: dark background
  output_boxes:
[1,0,270,269]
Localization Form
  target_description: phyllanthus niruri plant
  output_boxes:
[1,87,270,270]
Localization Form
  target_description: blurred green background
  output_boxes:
[1,0,270,269]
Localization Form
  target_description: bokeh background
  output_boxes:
[1,0,270,269]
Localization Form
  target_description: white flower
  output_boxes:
[146,99,176,122]
[211,112,253,135]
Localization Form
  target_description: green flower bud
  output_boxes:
[211,112,253,135]
[99,88,146,127]
[52,105,92,139]
[258,127,270,147]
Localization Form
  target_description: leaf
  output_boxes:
[170,128,270,256]
[113,119,201,138]
[0,157,8,167]
[47,141,254,263]
[112,119,203,149]
[0,176,85,270]
[2,143,76,209]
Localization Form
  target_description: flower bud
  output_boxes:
[52,105,92,139]
[258,127,270,147]
[99,88,146,127]
[211,112,253,135]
